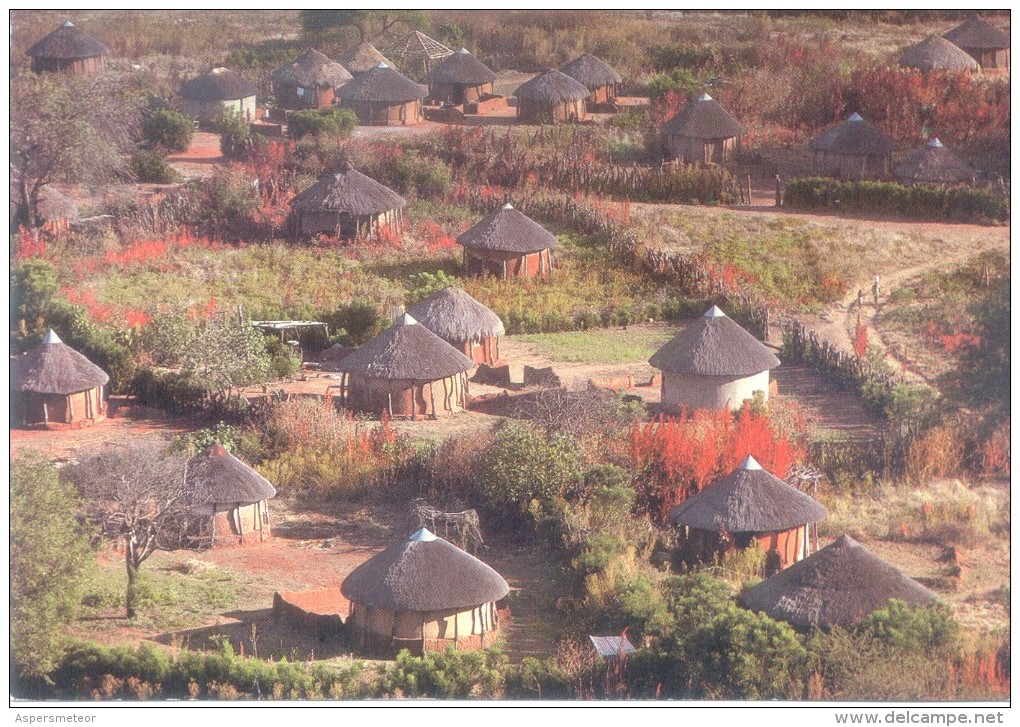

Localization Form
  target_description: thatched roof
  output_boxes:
[898,35,980,72]
[180,68,257,102]
[186,444,276,505]
[336,62,426,103]
[11,330,109,395]
[27,20,109,60]
[36,185,79,224]
[290,165,406,216]
[426,48,497,85]
[739,535,939,629]
[457,203,558,254]
[669,455,826,533]
[661,92,747,140]
[341,528,510,611]
[894,138,975,184]
[649,306,780,376]
[334,313,473,381]
[513,69,590,104]
[943,15,1010,50]
[273,49,352,90]
[560,53,623,89]
[318,343,354,371]
[406,287,505,344]
[388,30,454,64]
[340,41,397,75]
[809,113,897,156]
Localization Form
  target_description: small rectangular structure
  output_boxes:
[589,635,637,659]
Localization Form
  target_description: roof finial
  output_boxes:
[456,47,469,54]
[42,329,63,345]
[738,454,763,471]
[696,92,713,101]
[848,112,864,122]
[501,202,514,210]
[702,305,727,319]
[398,312,418,326]
[62,20,75,27]
[409,527,436,542]
[928,137,944,148]
[375,61,389,69]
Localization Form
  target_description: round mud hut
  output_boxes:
[387,30,454,76]
[336,62,426,126]
[11,329,109,428]
[514,69,589,124]
[943,15,1010,72]
[35,185,80,231]
[426,48,497,105]
[333,313,473,419]
[457,203,558,279]
[661,93,747,165]
[560,53,623,105]
[289,164,406,240]
[179,68,257,127]
[272,49,352,110]
[898,35,980,73]
[649,305,780,414]
[808,113,896,180]
[340,40,397,75]
[669,455,827,575]
[894,138,975,186]
[186,444,276,547]
[739,534,939,629]
[341,528,510,655]
[406,286,505,366]
[27,20,109,75]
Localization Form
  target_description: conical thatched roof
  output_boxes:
[186,444,276,505]
[661,92,747,140]
[514,69,590,104]
[649,306,780,376]
[341,528,510,611]
[336,62,426,103]
[334,313,473,381]
[943,15,1010,50]
[290,166,406,216]
[180,68,257,101]
[809,113,896,156]
[388,30,454,64]
[36,185,79,224]
[560,53,623,89]
[457,203,558,254]
[340,41,397,75]
[273,49,352,90]
[894,138,975,184]
[27,20,109,60]
[11,329,109,395]
[898,35,980,72]
[406,287,505,344]
[669,455,827,533]
[426,47,497,85]
[739,535,939,629]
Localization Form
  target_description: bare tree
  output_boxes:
[62,439,195,618]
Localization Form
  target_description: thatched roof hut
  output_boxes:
[272,49,352,110]
[340,41,397,75]
[560,53,623,105]
[514,69,589,124]
[661,93,747,165]
[336,62,426,126]
[333,313,473,419]
[649,306,779,413]
[426,48,497,105]
[670,455,826,572]
[739,534,939,629]
[179,68,258,126]
[407,286,506,366]
[808,113,897,179]
[27,20,109,75]
[341,527,509,654]
[894,138,975,185]
[387,30,454,76]
[36,185,79,227]
[457,203,558,279]
[186,444,276,546]
[289,164,406,240]
[898,35,980,73]
[943,15,1010,71]
[11,329,109,428]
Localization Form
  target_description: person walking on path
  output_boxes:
[871,275,880,305]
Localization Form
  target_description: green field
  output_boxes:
[513,324,683,364]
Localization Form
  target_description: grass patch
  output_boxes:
[513,325,682,364]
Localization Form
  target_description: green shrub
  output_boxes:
[286,107,357,140]
[143,108,194,152]
[377,648,507,699]
[855,599,959,654]
[217,109,251,160]
[131,149,180,184]
[382,151,452,199]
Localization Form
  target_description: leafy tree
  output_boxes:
[217,108,251,160]
[130,149,180,183]
[11,455,96,679]
[10,259,67,342]
[142,108,194,152]
[62,440,193,619]
[11,71,144,228]
[300,10,428,43]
